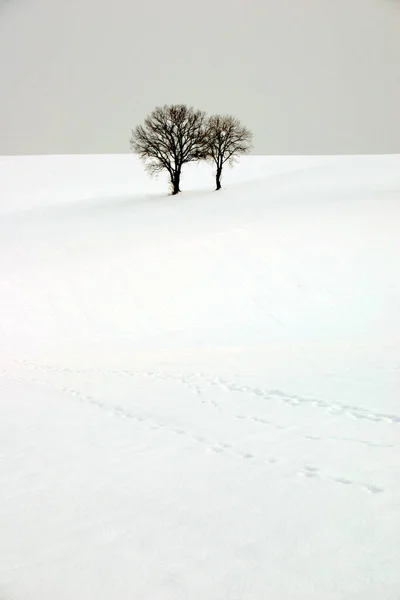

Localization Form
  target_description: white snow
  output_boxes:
[1,154,400,600]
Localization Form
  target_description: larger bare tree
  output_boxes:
[130,105,207,195]
[205,115,253,191]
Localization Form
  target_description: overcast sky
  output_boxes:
[0,0,399,155]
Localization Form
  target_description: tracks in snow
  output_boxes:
[15,360,400,427]
[2,360,392,495]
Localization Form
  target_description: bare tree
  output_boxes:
[205,115,253,191]
[130,104,207,195]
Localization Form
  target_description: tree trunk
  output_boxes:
[216,166,222,191]
[171,169,181,195]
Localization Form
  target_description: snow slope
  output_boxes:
[0,154,400,600]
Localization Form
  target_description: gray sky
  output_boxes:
[1,0,399,155]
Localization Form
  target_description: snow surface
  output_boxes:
[0,154,400,600]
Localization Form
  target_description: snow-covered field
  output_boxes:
[1,154,399,600]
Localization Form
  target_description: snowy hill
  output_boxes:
[1,154,400,599]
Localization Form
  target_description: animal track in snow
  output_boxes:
[299,465,320,478]
[298,464,384,494]
[58,381,387,494]
[210,377,400,426]
[362,484,384,494]
[19,360,400,428]
[304,434,393,449]
[333,477,353,486]
[13,363,389,496]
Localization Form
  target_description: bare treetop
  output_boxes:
[206,115,253,190]
[130,105,207,195]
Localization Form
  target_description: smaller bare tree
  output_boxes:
[130,104,207,195]
[205,115,253,191]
